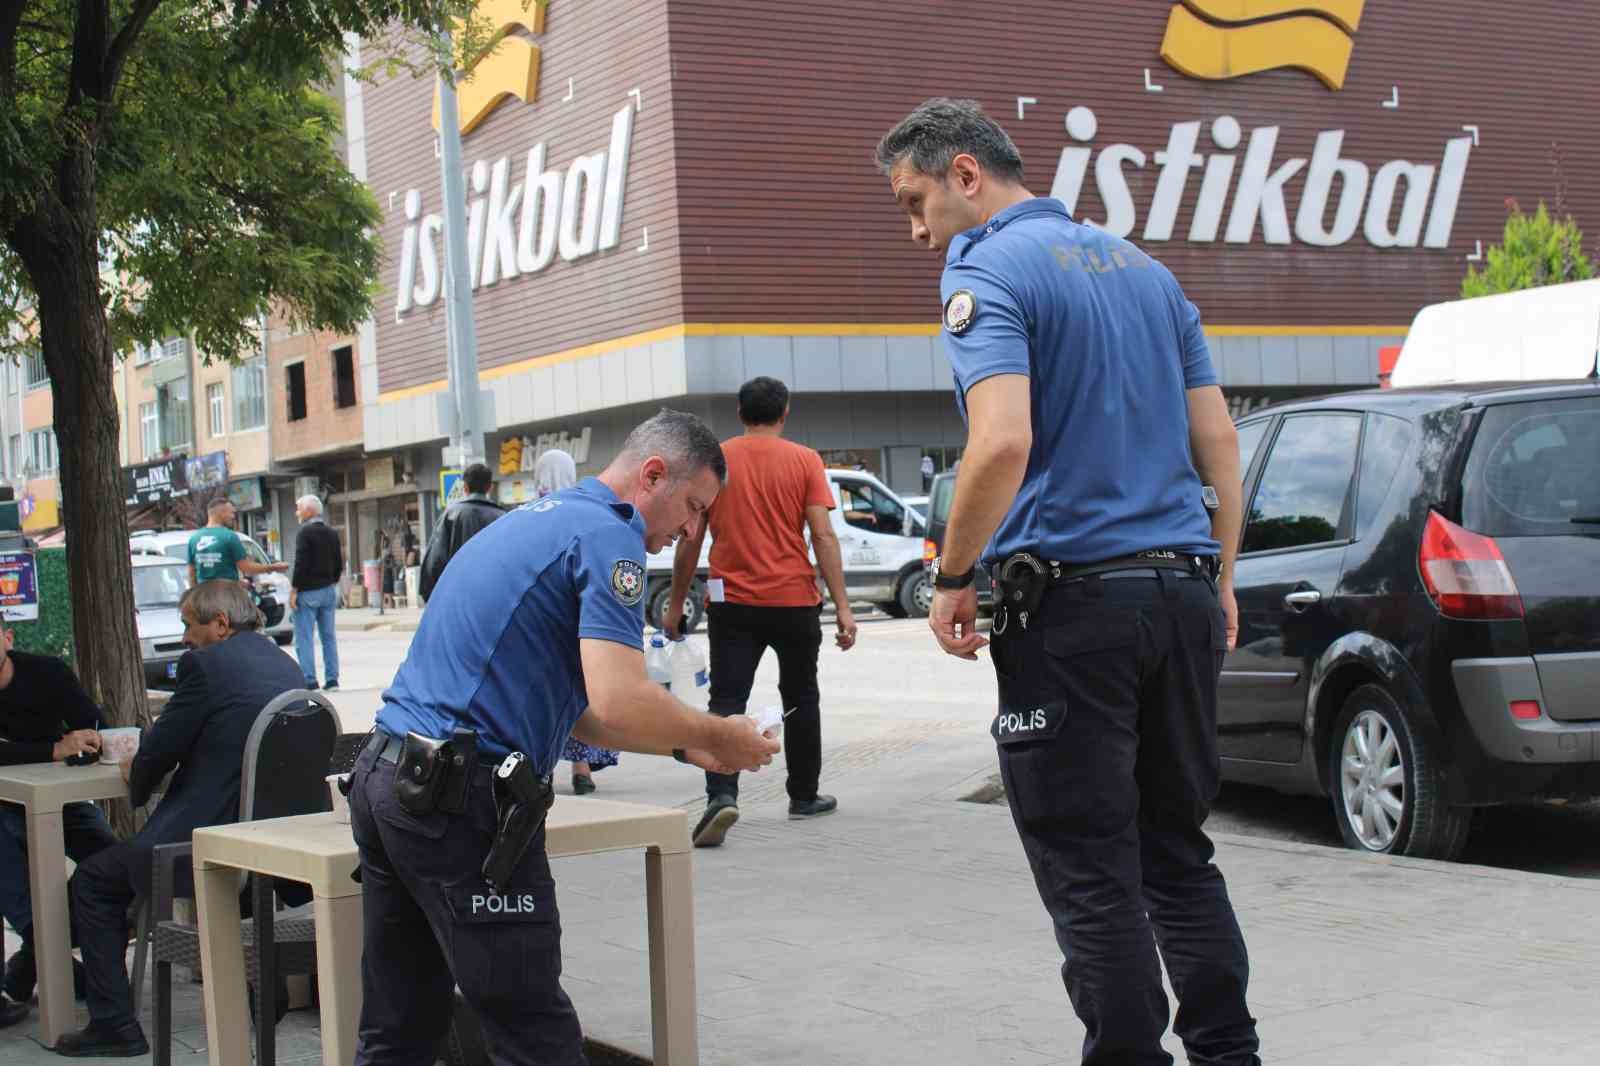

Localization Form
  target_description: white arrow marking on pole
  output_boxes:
[1462,125,1480,146]
[1382,86,1399,108]
[1143,69,1163,93]
[1466,240,1484,262]
[1016,96,1037,120]
[637,227,649,253]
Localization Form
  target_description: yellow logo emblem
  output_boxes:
[432,0,551,134]
[1159,0,1365,90]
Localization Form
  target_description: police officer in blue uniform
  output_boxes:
[878,100,1261,1066]
[347,409,779,1066]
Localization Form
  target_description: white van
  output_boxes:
[644,468,930,631]
[1390,278,1600,388]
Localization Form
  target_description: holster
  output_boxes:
[481,752,556,893]
[394,728,478,816]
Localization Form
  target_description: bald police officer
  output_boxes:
[348,409,779,1066]
[878,100,1260,1066]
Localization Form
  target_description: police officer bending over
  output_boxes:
[347,409,779,1066]
[878,99,1260,1066]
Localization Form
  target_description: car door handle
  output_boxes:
[1283,589,1322,612]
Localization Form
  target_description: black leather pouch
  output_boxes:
[394,731,449,815]
[439,728,478,814]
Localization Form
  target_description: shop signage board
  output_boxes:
[0,551,40,621]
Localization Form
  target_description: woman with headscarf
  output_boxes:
[536,449,619,794]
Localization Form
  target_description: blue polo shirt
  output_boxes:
[940,197,1220,565]
[377,478,647,772]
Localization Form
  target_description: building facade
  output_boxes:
[341,0,1598,495]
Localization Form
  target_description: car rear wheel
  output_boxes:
[647,579,705,635]
[897,568,933,618]
[1328,684,1471,861]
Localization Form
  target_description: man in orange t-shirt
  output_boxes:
[666,377,857,847]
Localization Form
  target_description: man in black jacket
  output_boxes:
[54,581,304,1057]
[290,494,344,691]
[418,462,505,602]
[0,629,114,1024]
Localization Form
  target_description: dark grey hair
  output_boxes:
[181,579,264,632]
[620,409,727,485]
[875,97,1025,183]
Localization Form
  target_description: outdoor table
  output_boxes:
[0,760,128,1046]
[192,797,698,1066]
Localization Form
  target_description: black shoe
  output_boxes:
[304,681,320,691]
[692,796,739,848]
[0,997,27,1029]
[53,1021,150,1058]
[323,680,339,691]
[788,794,838,819]
[572,773,596,795]
[3,941,34,1003]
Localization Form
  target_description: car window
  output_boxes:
[133,565,189,608]
[1236,420,1270,483]
[242,537,269,565]
[1242,413,1362,554]
[1355,414,1413,537]
[929,476,956,525]
[837,480,907,537]
[1462,396,1600,536]
[164,543,186,561]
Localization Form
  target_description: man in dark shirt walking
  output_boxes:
[56,580,304,1057]
[290,494,344,691]
[0,628,114,1023]
[418,462,505,603]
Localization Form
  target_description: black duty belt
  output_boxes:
[991,549,1218,634]
[367,729,506,768]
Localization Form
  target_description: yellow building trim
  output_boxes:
[377,322,1410,401]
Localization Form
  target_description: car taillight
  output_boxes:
[923,539,937,565]
[1418,511,1524,620]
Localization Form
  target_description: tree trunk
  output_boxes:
[10,171,147,835]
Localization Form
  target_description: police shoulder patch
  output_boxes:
[943,289,977,334]
[610,560,645,606]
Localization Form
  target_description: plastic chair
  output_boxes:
[127,690,341,1066]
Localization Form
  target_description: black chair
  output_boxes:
[128,690,342,1066]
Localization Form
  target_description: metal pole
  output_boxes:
[435,30,484,468]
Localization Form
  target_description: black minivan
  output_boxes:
[1222,380,1600,859]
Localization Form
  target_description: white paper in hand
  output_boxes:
[753,705,785,737]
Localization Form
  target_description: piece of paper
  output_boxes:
[707,578,726,603]
[753,705,784,736]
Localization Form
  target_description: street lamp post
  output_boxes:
[434,32,484,471]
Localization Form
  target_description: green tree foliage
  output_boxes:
[0,1,478,762]
[1462,200,1595,298]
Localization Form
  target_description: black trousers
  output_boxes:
[704,602,823,804]
[70,841,155,1032]
[348,743,585,1066]
[990,569,1260,1066]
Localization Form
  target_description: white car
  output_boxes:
[129,529,294,645]
[644,468,930,630]
[133,554,192,687]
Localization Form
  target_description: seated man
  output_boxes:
[0,627,115,1026]
[55,580,304,1058]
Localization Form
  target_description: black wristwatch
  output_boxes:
[931,556,976,590]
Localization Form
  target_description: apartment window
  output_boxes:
[161,336,186,362]
[286,362,307,422]
[333,346,357,409]
[232,356,267,431]
[140,402,159,458]
[23,350,48,390]
[133,342,153,367]
[158,379,191,450]
[7,435,19,474]
[27,429,57,474]
[207,382,226,437]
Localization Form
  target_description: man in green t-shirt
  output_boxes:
[186,499,287,585]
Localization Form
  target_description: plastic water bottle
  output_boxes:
[668,636,710,708]
[645,633,672,690]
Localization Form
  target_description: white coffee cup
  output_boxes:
[327,774,351,823]
[99,727,141,765]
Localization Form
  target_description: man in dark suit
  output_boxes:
[54,581,304,1057]
[418,462,505,602]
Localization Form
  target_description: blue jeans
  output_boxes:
[294,584,341,686]
[0,800,117,940]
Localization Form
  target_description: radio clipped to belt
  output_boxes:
[482,752,556,893]
[394,728,478,816]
